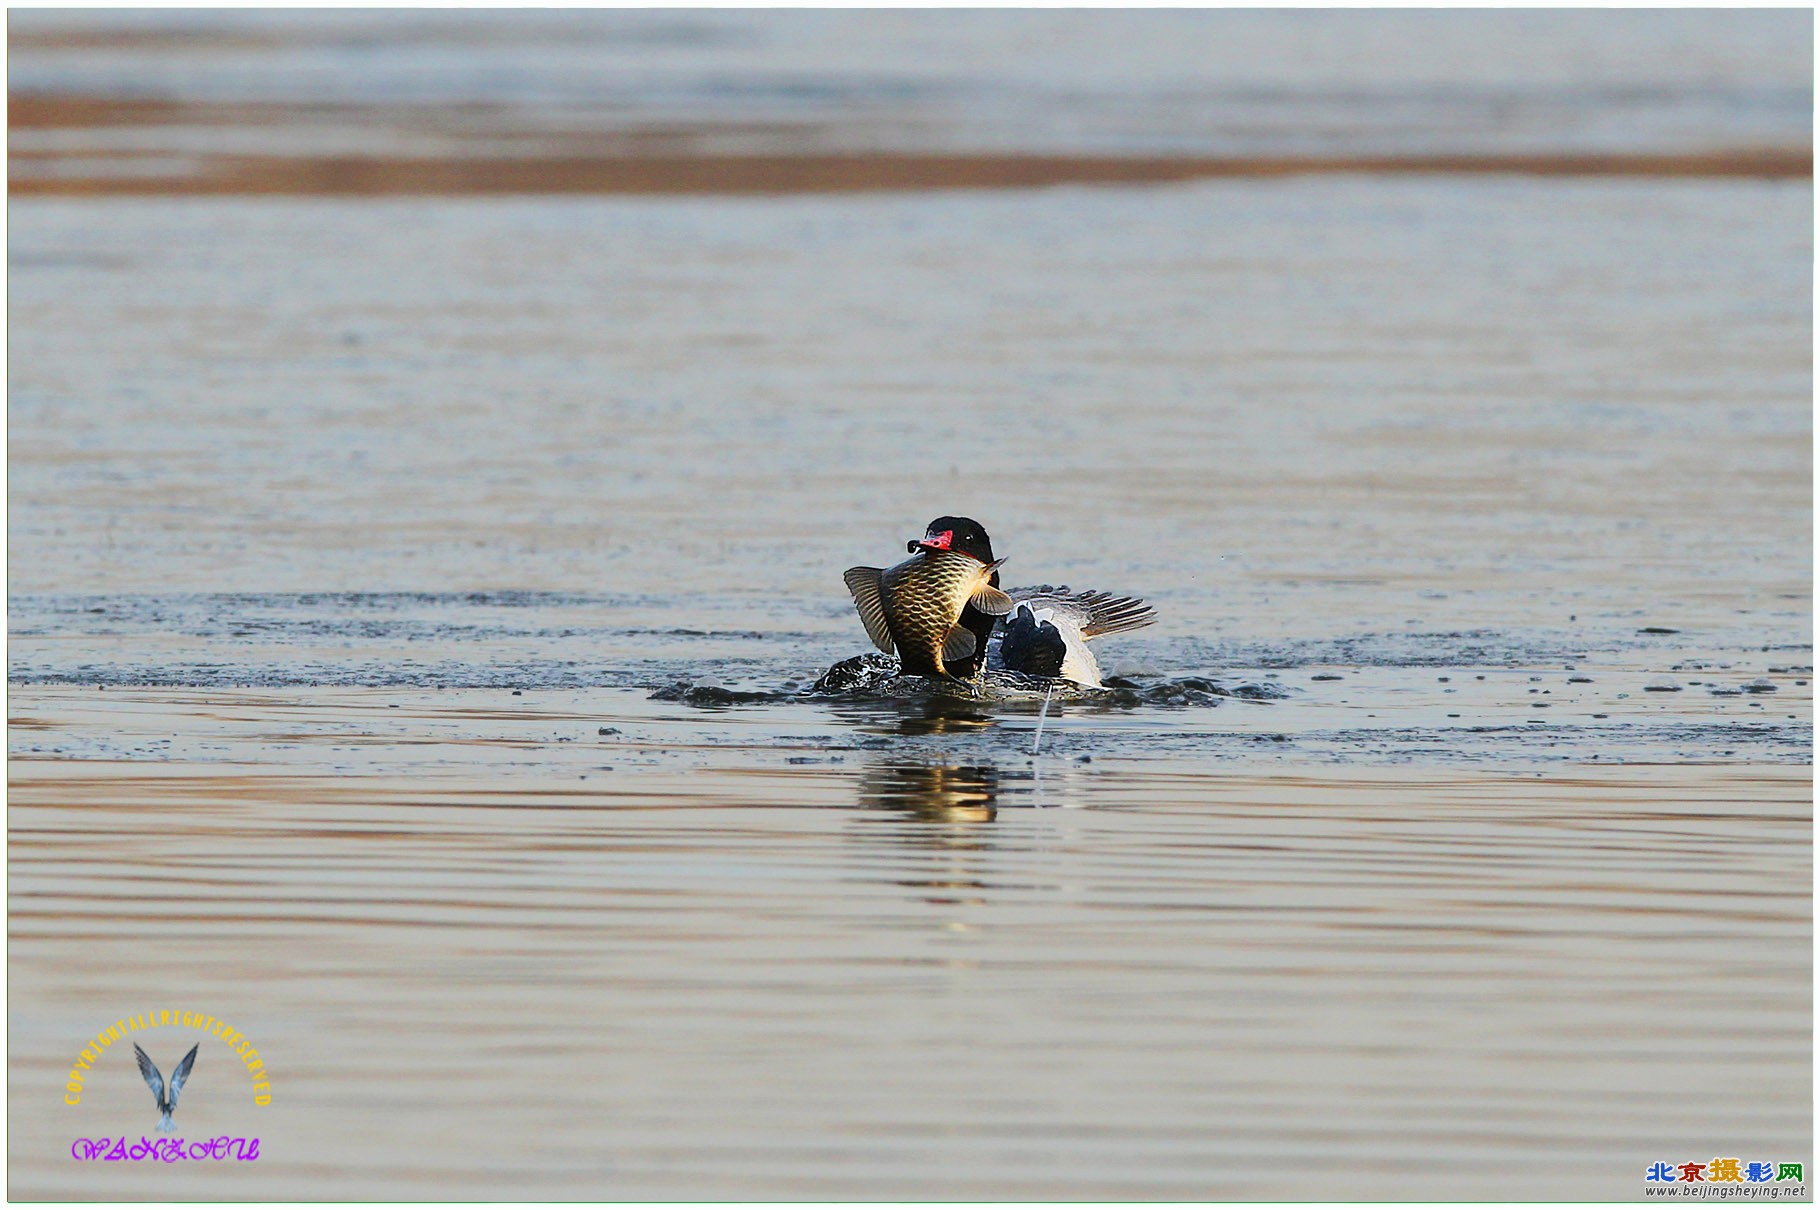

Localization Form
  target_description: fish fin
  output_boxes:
[942,625,978,663]
[842,567,895,655]
[969,582,1014,616]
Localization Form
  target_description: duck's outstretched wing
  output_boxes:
[166,1044,199,1112]
[1006,586,1158,639]
[133,1043,166,1111]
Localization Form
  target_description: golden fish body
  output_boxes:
[844,550,1011,680]
[881,551,991,676]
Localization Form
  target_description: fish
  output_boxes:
[989,586,1158,688]
[843,516,1015,681]
[134,1042,199,1134]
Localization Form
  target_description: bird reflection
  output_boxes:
[854,761,1001,906]
[887,694,997,737]
[857,761,1000,823]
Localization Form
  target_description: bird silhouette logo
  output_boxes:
[132,1043,199,1133]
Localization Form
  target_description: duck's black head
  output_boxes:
[909,516,995,563]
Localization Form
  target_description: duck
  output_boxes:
[989,586,1158,688]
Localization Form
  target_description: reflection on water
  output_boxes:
[9,762,1808,1199]
[857,760,1000,824]
[853,764,1002,912]
[870,696,1000,739]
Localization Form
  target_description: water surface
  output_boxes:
[7,32,1812,1199]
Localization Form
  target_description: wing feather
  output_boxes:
[166,1044,199,1110]
[133,1043,166,1110]
[1076,591,1158,638]
[1006,586,1158,639]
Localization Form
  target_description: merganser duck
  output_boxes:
[989,586,1158,688]
[843,516,1015,682]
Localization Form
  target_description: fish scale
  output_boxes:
[882,551,989,675]
[844,549,1006,680]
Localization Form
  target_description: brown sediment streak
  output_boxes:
[8,95,532,130]
[8,94,1811,194]
[7,27,286,52]
[10,147,1811,196]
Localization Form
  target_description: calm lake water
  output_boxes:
[7,10,1814,1202]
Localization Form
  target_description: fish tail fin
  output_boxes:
[842,567,895,655]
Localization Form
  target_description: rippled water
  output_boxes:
[10,746,1812,1198]
[7,21,1813,1197]
[9,9,1813,156]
